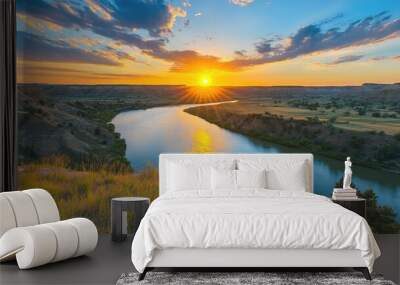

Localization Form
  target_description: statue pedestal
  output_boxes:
[332,188,357,200]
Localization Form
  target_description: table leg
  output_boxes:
[111,201,122,242]
[121,209,127,240]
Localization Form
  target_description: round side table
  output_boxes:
[111,197,150,242]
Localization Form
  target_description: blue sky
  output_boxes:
[170,0,400,55]
[16,0,400,85]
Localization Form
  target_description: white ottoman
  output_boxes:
[0,189,98,269]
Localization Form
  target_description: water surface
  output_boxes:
[112,103,400,220]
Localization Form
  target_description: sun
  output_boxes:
[199,75,212,87]
[202,78,210,85]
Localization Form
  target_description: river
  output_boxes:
[112,102,400,220]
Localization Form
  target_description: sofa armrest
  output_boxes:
[0,218,98,269]
[0,226,57,268]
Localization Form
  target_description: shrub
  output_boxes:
[357,109,366,116]
[328,116,337,124]
[358,190,400,234]
[335,178,399,233]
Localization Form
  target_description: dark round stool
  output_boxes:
[111,197,150,242]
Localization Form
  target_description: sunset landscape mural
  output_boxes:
[16,0,400,233]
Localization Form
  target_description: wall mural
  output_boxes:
[16,0,400,233]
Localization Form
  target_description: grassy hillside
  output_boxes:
[225,84,400,135]
[18,156,158,233]
[216,101,400,135]
[18,90,131,168]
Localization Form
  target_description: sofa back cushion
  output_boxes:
[0,189,60,238]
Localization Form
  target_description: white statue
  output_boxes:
[343,157,353,190]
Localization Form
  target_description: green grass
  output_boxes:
[17,155,158,233]
[217,101,400,135]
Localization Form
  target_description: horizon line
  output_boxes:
[16,82,400,88]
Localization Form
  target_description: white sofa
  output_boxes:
[0,189,98,269]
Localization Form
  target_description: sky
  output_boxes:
[16,0,400,86]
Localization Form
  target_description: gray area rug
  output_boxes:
[116,272,395,285]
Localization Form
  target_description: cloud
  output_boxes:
[255,39,275,53]
[142,11,400,73]
[166,5,187,33]
[230,0,254,6]
[244,11,400,68]
[184,19,190,27]
[143,48,237,72]
[326,55,364,65]
[16,1,400,74]
[17,12,63,32]
[17,62,163,83]
[182,0,191,8]
[194,12,203,17]
[16,0,178,68]
[103,46,136,62]
[346,54,400,63]
[370,56,387,61]
[85,0,112,21]
[65,37,102,48]
[104,0,186,36]
[373,55,400,61]
[16,31,132,66]
[317,13,344,26]
[235,50,247,57]
[16,0,185,45]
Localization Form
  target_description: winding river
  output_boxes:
[112,102,400,220]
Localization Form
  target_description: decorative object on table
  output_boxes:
[111,197,150,242]
[0,189,98,269]
[332,198,366,218]
[332,187,358,200]
[343,156,353,190]
[116,271,394,285]
[332,156,357,200]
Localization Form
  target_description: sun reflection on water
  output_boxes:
[191,129,214,153]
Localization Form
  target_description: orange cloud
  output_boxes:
[17,12,63,32]
[66,37,102,48]
[85,0,112,21]
[146,49,238,73]
[165,5,187,34]
[17,62,162,84]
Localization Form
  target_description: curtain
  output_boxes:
[0,0,17,192]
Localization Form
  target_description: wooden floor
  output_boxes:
[0,234,398,285]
